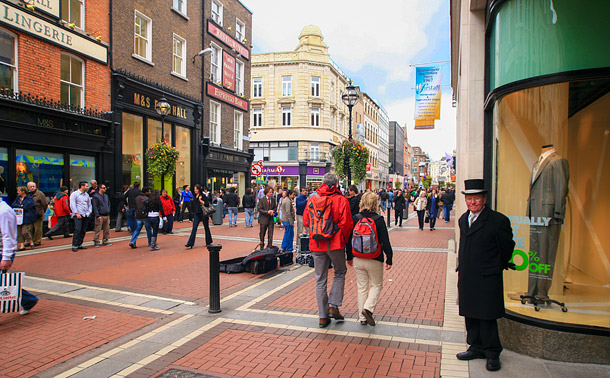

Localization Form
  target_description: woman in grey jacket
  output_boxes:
[279,190,296,252]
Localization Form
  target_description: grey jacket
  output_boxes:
[279,197,295,223]
[527,153,569,224]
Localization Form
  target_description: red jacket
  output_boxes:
[303,185,353,253]
[54,193,71,217]
[161,195,176,215]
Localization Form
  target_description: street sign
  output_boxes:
[276,165,284,174]
[250,164,262,176]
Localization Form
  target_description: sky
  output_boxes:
[244,0,456,161]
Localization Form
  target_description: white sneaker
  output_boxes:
[19,309,30,315]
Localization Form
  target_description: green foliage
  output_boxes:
[422,176,432,188]
[330,139,370,185]
[145,141,180,177]
[394,181,402,189]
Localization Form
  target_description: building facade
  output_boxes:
[362,92,380,190]
[451,0,610,362]
[388,121,404,188]
[249,25,350,190]
[404,134,413,189]
[412,146,429,185]
[1,0,111,205]
[378,105,390,189]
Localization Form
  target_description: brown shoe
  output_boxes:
[362,309,375,326]
[328,307,344,321]
[319,318,331,328]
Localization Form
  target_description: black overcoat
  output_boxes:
[457,206,515,320]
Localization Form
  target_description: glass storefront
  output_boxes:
[16,149,63,196]
[494,79,610,328]
[146,118,173,192]
[69,154,95,192]
[122,113,144,186]
[0,147,7,201]
[175,126,191,190]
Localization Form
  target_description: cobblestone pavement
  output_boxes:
[2,210,604,377]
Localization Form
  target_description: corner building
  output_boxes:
[0,0,111,204]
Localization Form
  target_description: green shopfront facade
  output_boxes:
[483,0,610,362]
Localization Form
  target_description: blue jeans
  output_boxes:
[281,221,294,251]
[130,219,145,245]
[72,215,89,247]
[3,256,38,311]
[187,214,213,246]
[443,204,452,222]
[244,208,254,227]
[126,208,136,232]
[381,200,387,212]
[228,207,238,226]
[144,217,159,245]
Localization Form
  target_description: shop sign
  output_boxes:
[222,51,236,91]
[306,167,324,176]
[207,20,249,60]
[206,83,248,112]
[0,2,107,64]
[262,165,299,175]
[26,0,60,18]
[125,87,192,123]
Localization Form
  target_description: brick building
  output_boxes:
[0,0,111,203]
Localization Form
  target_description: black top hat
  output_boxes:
[461,179,488,195]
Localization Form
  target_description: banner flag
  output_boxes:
[414,66,442,129]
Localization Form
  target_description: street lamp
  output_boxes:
[155,97,171,189]
[341,83,360,186]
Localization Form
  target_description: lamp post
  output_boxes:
[155,97,171,190]
[193,48,214,187]
[341,83,360,186]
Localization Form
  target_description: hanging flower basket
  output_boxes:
[330,139,370,184]
[145,141,180,177]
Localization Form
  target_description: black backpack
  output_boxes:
[134,195,149,219]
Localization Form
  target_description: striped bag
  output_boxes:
[0,272,23,313]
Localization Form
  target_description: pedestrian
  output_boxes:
[26,181,47,247]
[172,187,181,223]
[220,188,228,218]
[225,187,239,227]
[345,185,361,259]
[45,186,71,239]
[414,190,427,230]
[69,181,92,252]
[125,182,142,233]
[295,186,308,237]
[441,187,455,222]
[12,186,36,250]
[302,173,354,328]
[88,179,98,196]
[179,185,193,222]
[114,185,128,232]
[280,189,296,252]
[185,184,213,248]
[388,189,394,209]
[426,189,440,231]
[277,189,286,230]
[455,179,515,372]
[92,183,112,247]
[242,187,256,228]
[1,198,38,315]
[144,190,164,251]
[160,189,176,234]
[349,191,393,326]
[128,186,150,248]
[87,179,98,231]
[393,190,406,227]
[256,186,276,249]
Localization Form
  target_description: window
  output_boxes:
[282,107,291,126]
[210,44,221,82]
[209,101,221,144]
[172,34,186,78]
[311,107,320,126]
[310,143,320,161]
[253,108,262,127]
[173,0,187,16]
[16,150,64,197]
[0,28,17,92]
[252,78,262,97]
[330,82,335,103]
[175,126,191,189]
[330,114,335,131]
[235,59,244,96]
[121,113,143,187]
[282,76,292,96]
[211,0,223,25]
[234,111,243,149]
[236,18,245,41]
[134,11,152,61]
[62,0,84,29]
[146,119,173,189]
[60,54,84,107]
[311,76,320,97]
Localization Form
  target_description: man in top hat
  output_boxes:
[456,179,515,371]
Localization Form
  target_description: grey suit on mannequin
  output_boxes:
[527,151,569,300]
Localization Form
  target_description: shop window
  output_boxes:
[235,59,244,96]
[311,107,320,127]
[122,113,143,187]
[282,76,291,96]
[70,154,95,193]
[210,44,221,83]
[495,79,610,328]
[172,34,187,78]
[311,76,320,97]
[173,0,187,16]
[147,118,173,189]
[253,107,262,127]
[0,28,17,93]
[134,11,152,62]
[60,54,84,108]
[16,149,64,197]
[175,126,191,190]
[210,101,221,144]
[252,78,262,97]
[234,111,243,150]
[62,0,84,29]
[282,107,291,126]
[0,147,7,201]
[211,0,223,26]
[235,18,245,41]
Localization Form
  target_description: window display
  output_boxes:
[16,149,64,197]
[147,118,173,190]
[175,126,190,191]
[122,113,143,187]
[70,154,95,193]
[494,79,610,328]
[0,147,7,202]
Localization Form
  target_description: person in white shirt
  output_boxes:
[69,181,92,252]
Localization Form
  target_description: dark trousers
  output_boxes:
[465,317,502,359]
[186,214,213,246]
[72,216,88,247]
[528,223,561,300]
[143,216,159,245]
[180,202,192,221]
[162,214,175,233]
[417,210,426,229]
[429,214,437,229]
[394,208,403,226]
[173,201,181,221]
[115,210,125,232]
[46,215,70,237]
[443,204,452,222]
[259,222,274,247]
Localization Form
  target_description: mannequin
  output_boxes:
[525,144,569,303]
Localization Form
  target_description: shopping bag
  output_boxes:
[0,272,23,313]
[14,208,23,226]
[425,214,430,223]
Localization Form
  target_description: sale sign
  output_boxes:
[222,51,236,91]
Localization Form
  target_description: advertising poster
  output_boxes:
[414,66,442,129]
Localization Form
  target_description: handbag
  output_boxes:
[425,213,430,223]
[201,202,216,216]
[1,272,23,313]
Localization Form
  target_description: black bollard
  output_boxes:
[207,244,222,313]
[387,206,391,228]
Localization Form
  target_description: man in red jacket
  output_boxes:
[303,173,354,328]
[45,186,71,239]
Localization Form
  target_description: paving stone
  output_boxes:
[70,358,133,378]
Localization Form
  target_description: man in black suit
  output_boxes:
[456,179,515,372]
[256,186,277,249]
